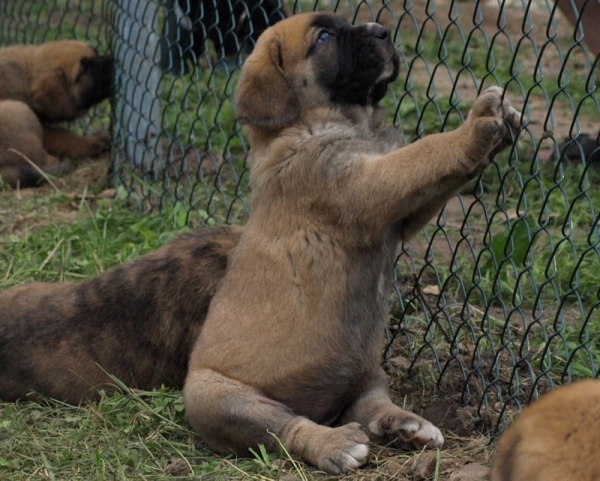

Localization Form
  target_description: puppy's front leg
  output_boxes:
[43,125,110,158]
[395,88,521,241]
[333,87,520,237]
[184,368,370,474]
[339,367,444,450]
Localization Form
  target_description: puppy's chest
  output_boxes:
[300,120,401,154]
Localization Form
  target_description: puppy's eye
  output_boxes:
[316,30,332,45]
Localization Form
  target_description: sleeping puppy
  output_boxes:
[0,40,113,188]
[0,12,521,474]
[491,379,600,481]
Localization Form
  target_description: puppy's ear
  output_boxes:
[235,38,299,130]
[30,67,77,121]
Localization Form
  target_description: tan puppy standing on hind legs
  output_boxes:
[184,12,521,473]
[0,12,521,475]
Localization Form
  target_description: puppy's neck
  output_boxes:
[244,103,388,152]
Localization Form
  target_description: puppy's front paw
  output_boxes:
[316,423,370,474]
[461,86,521,171]
[85,131,111,157]
[368,410,444,450]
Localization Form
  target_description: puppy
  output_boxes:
[182,12,521,474]
[0,40,113,188]
[0,226,241,403]
[491,379,600,481]
[0,100,63,188]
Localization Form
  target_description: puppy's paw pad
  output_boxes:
[470,86,504,119]
[470,87,522,129]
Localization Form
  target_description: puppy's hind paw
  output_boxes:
[369,411,444,450]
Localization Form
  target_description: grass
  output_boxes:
[1,388,307,480]
[0,191,186,287]
[2,382,486,480]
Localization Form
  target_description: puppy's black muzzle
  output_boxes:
[81,55,114,109]
[369,23,391,41]
[353,23,399,82]
[329,21,399,105]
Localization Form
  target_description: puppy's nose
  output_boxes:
[366,23,390,40]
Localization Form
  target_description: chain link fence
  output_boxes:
[1,0,599,434]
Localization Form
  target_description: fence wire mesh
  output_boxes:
[1,0,599,434]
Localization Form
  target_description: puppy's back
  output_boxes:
[491,379,600,481]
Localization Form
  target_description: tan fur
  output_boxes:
[0,100,63,187]
[183,12,521,474]
[0,40,112,188]
[491,379,600,481]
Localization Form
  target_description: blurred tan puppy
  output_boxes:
[492,379,600,481]
[0,40,113,187]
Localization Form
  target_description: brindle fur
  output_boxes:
[0,226,241,403]
[491,379,600,481]
[0,40,113,188]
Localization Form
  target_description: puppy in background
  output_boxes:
[491,379,600,481]
[0,40,113,188]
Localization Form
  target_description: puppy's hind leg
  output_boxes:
[184,368,370,474]
[339,367,444,450]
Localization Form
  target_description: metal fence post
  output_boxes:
[113,0,163,181]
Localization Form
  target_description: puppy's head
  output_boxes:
[30,40,114,122]
[235,12,399,130]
